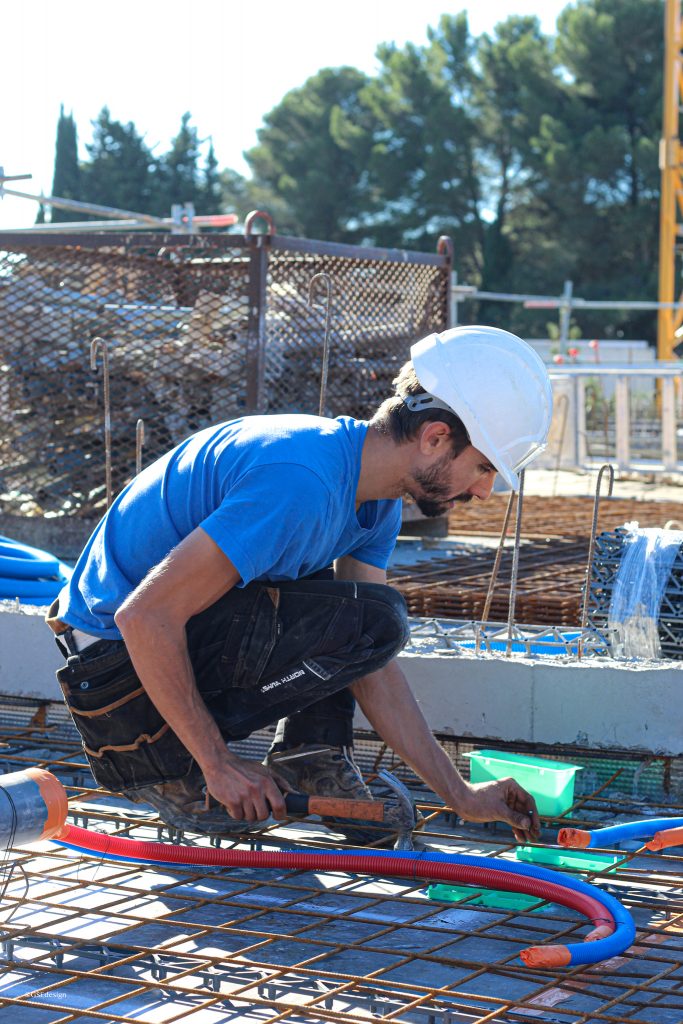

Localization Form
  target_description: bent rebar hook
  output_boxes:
[578,463,615,657]
[506,469,526,657]
[308,272,333,417]
[135,418,145,476]
[89,337,112,509]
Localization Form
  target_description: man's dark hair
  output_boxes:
[370,360,471,458]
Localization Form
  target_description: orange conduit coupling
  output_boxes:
[520,944,572,968]
[646,826,683,852]
[557,827,591,849]
[558,817,683,851]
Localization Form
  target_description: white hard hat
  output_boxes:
[409,325,553,491]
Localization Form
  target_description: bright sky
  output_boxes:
[1,0,567,229]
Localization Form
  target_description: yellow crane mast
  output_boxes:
[658,0,683,358]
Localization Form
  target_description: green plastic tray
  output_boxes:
[464,749,582,817]
[427,883,544,912]
[515,845,620,874]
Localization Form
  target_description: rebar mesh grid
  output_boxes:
[0,232,448,519]
[389,539,589,626]
[0,701,682,1023]
[393,492,683,630]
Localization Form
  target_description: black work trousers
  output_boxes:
[55,577,409,793]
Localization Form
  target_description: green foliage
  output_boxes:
[43,0,666,343]
[354,23,480,256]
[219,168,297,234]
[525,0,663,340]
[244,67,372,241]
[198,140,222,216]
[546,319,582,342]
[50,106,84,222]
[153,112,203,215]
[81,108,156,215]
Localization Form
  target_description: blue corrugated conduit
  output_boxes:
[560,817,683,853]
[0,536,72,605]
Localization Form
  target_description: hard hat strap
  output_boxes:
[512,442,548,473]
[402,393,454,415]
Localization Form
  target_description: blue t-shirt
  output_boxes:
[59,414,402,639]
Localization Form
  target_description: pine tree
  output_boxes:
[245,67,371,241]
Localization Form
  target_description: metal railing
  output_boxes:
[451,278,683,474]
[548,363,683,472]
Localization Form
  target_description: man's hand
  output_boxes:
[203,753,292,823]
[116,529,291,826]
[456,777,541,844]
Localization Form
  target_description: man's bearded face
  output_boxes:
[408,452,473,518]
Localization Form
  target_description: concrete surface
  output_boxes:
[4,600,681,756]
[392,648,683,755]
[0,602,62,701]
[523,465,683,502]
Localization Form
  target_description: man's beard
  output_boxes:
[408,458,473,518]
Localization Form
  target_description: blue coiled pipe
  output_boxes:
[0,535,72,604]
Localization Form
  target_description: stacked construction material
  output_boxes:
[447,494,683,540]
[0,536,72,606]
[391,497,683,631]
[587,527,683,660]
[389,538,587,626]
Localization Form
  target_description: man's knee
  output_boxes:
[356,582,410,656]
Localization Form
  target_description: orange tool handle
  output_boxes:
[285,793,385,821]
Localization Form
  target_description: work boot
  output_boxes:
[124,767,258,837]
[265,743,420,848]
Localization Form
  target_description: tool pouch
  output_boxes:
[57,641,193,792]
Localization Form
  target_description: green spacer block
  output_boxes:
[427,883,544,912]
[516,845,620,874]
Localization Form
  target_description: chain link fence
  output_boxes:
[0,231,450,518]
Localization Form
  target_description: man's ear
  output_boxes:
[418,420,452,455]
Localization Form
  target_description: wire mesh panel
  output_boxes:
[0,232,450,519]
[0,234,253,517]
[264,238,449,419]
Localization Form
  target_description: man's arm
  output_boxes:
[114,528,287,822]
[334,556,540,842]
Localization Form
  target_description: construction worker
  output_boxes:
[48,326,552,843]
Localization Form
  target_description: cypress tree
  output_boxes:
[50,105,84,222]
[198,138,221,215]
